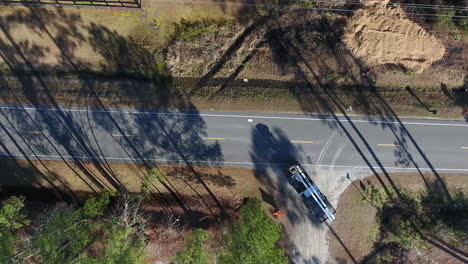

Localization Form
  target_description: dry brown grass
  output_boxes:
[0,159,261,196]
[0,5,465,119]
[0,3,237,71]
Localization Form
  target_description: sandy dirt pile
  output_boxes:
[343,3,445,73]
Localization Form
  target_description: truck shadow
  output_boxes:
[250,123,321,226]
[250,123,352,263]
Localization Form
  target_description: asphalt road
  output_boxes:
[0,104,467,173]
[2,104,468,263]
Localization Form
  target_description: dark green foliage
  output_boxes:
[0,196,29,262]
[31,192,147,264]
[218,198,288,264]
[82,191,113,217]
[362,243,404,264]
[79,222,147,264]
[0,193,147,263]
[437,9,468,35]
[0,196,29,230]
[175,228,210,264]
[31,194,112,263]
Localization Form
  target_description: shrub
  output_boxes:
[437,9,468,35]
[0,196,29,262]
[175,228,210,264]
[218,198,288,264]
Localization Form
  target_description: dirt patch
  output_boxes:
[343,3,446,73]
[328,172,468,263]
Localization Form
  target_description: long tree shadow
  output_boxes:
[263,11,463,262]
[0,0,141,8]
[249,123,358,263]
[0,6,228,218]
[198,2,465,259]
[198,2,463,261]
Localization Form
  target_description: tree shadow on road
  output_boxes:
[207,4,467,261]
[249,123,357,263]
[265,13,463,263]
[0,6,229,219]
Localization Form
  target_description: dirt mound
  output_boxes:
[343,4,445,73]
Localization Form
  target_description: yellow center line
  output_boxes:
[202,137,225,140]
[291,140,314,144]
[377,144,399,147]
[461,147,468,149]
[112,134,136,137]
[21,131,45,134]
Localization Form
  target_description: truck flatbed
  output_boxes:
[288,165,336,222]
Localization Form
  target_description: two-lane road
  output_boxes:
[0,104,467,172]
[1,104,468,264]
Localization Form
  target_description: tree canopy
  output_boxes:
[219,198,288,264]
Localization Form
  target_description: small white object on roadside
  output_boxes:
[248,119,253,122]
[243,78,249,83]
[347,105,353,111]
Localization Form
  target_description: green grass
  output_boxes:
[366,222,380,248]
[324,72,341,83]
[172,18,236,42]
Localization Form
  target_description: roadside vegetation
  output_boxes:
[0,3,466,118]
[175,228,210,264]
[0,194,287,263]
[0,159,283,263]
[171,18,236,42]
[0,192,148,263]
[436,9,468,37]
[361,184,467,263]
[174,198,287,264]
[329,173,468,263]
[217,198,288,264]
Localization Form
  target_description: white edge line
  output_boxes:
[1,106,467,127]
[2,153,468,172]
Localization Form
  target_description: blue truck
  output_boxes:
[288,165,336,222]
